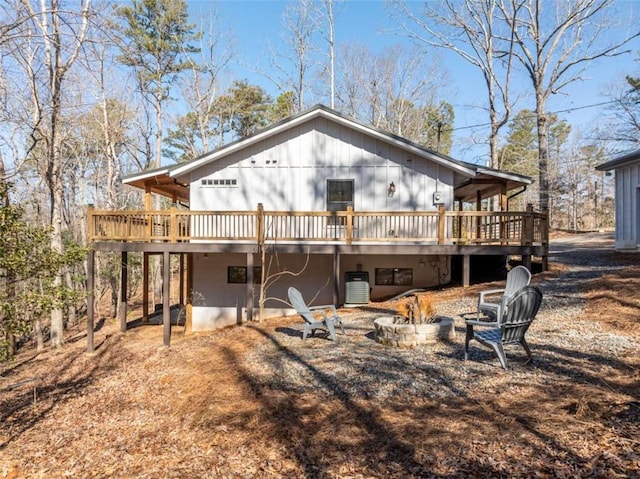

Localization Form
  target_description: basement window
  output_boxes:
[375,268,413,286]
[227,266,262,284]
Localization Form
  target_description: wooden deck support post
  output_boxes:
[437,204,446,245]
[246,252,254,322]
[256,203,265,246]
[163,251,171,347]
[186,253,193,332]
[142,252,149,322]
[87,249,95,353]
[462,254,470,288]
[333,249,340,306]
[120,252,128,333]
[179,253,185,306]
[346,205,353,245]
[500,184,508,245]
[476,190,482,240]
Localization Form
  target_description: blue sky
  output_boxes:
[188,0,640,162]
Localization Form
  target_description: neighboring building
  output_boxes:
[596,149,640,251]
[87,105,548,346]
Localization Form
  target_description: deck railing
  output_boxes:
[87,205,548,246]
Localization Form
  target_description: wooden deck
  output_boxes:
[87,205,548,249]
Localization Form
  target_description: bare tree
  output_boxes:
[498,0,640,213]
[13,0,92,348]
[167,8,234,160]
[599,75,640,151]
[265,0,316,113]
[393,0,516,172]
[336,42,454,151]
[310,0,343,109]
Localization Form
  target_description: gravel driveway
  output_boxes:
[244,232,639,401]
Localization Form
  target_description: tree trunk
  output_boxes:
[536,93,550,216]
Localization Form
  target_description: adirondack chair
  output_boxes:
[477,265,531,324]
[465,285,543,369]
[287,287,344,341]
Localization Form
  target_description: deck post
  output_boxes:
[120,252,128,333]
[437,204,446,244]
[87,249,95,353]
[333,249,340,306]
[346,205,353,245]
[500,184,508,244]
[87,205,94,241]
[142,252,149,322]
[163,251,171,347]
[462,254,470,288]
[246,252,254,322]
[476,190,482,240]
[256,203,265,246]
[179,253,185,305]
[186,253,193,332]
[169,206,178,242]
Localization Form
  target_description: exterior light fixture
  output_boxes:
[388,182,396,197]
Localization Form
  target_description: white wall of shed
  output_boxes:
[614,163,640,250]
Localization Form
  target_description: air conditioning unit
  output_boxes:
[433,191,444,204]
[344,271,370,306]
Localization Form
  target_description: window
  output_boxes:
[327,179,354,226]
[375,268,413,286]
[201,178,238,187]
[227,266,262,284]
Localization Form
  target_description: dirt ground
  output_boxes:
[1,233,639,478]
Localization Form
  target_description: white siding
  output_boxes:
[614,162,640,250]
[189,117,455,214]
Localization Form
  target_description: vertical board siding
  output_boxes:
[189,116,455,215]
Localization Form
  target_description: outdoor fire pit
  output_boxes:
[374,315,456,348]
[372,293,456,348]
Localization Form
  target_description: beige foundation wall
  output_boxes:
[339,254,451,302]
[191,252,335,331]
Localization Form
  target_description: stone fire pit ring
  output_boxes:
[374,316,456,348]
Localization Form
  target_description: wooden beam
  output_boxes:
[186,253,193,333]
[120,252,127,333]
[144,185,152,211]
[179,253,185,305]
[87,250,95,353]
[163,251,171,346]
[333,250,340,306]
[246,252,254,322]
[463,254,470,288]
[142,252,149,322]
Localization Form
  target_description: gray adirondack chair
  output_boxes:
[477,265,531,324]
[287,287,344,341]
[465,285,543,369]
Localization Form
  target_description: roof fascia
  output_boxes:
[475,166,533,185]
[595,149,640,171]
[122,166,173,185]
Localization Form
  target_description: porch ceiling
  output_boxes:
[454,174,529,203]
[126,175,190,204]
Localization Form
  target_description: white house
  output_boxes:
[88,105,545,344]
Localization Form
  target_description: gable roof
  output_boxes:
[168,104,477,178]
[123,104,532,203]
[595,149,640,171]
